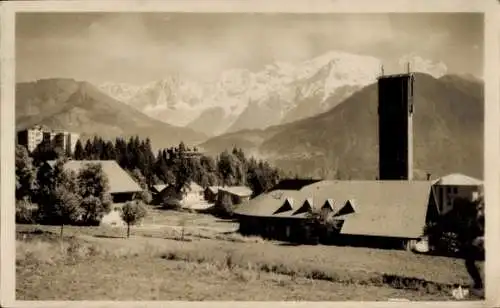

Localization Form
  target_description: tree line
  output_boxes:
[29,135,283,198]
[16,147,146,237]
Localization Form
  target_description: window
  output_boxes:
[452,187,458,194]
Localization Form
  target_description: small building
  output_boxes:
[234,180,438,250]
[204,186,220,203]
[46,160,143,203]
[182,181,204,205]
[217,186,253,205]
[151,184,168,205]
[156,181,204,208]
[432,173,483,215]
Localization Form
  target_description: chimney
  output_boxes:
[406,62,411,74]
[426,173,432,181]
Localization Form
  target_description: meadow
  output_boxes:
[16,209,481,301]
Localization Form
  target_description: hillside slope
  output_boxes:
[16,79,208,150]
[201,73,483,180]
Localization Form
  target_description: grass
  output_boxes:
[17,233,461,301]
[15,209,484,301]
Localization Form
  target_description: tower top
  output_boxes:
[377,72,414,80]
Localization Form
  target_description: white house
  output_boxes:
[432,173,483,215]
[181,181,204,206]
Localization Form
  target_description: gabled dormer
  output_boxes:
[333,199,357,218]
[321,198,335,212]
[294,198,313,215]
[274,197,294,214]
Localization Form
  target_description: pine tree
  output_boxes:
[102,140,116,160]
[84,140,93,159]
[73,140,85,160]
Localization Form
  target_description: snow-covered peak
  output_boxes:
[98,51,449,134]
[398,54,448,78]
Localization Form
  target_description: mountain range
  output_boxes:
[15,79,207,150]
[15,50,483,180]
[199,73,483,180]
[98,51,448,137]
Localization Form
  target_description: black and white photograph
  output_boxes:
[1,0,497,306]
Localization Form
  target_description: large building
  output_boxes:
[377,72,415,180]
[17,125,80,155]
[233,68,463,251]
[235,180,438,249]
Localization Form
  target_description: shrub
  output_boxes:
[136,190,153,205]
[77,163,112,225]
[163,197,182,211]
[15,145,37,202]
[16,198,38,224]
[216,193,234,217]
[80,196,108,226]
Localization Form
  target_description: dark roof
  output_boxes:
[234,180,435,239]
[205,186,221,194]
[270,179,322,191]
[47,160,142,194]
[377,73,414,80]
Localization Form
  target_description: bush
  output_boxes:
[425,196,484,257]
[77,163,113,225]
[80,196,108,226]
[16,198,38,224]
[136,190,152,205]
[216,194,235,217]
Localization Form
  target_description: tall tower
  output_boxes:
[377,66,415,181]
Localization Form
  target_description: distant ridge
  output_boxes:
[200,73,483,180]
[16,78,208,150]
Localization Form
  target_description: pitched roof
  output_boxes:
[219,186,253,197]
[152,184,168,193]
[235,189,306,219]
[234,180,435,238]
[205,186,220,194]
[46,160,142,194]
[432,173,483,186]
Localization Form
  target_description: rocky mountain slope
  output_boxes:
[200,73,483,180]
[16,78,207,150]
[99,51,448,136]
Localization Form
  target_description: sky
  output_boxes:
[16,13,483,84]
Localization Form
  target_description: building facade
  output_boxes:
[432,173,483,215]
[377,73,415,180]
[234,180,438,250]
[17,125,80,155]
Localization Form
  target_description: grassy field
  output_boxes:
[15,209,482,301]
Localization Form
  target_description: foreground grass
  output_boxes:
[17,234,450,301]
[16,227,482,301]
